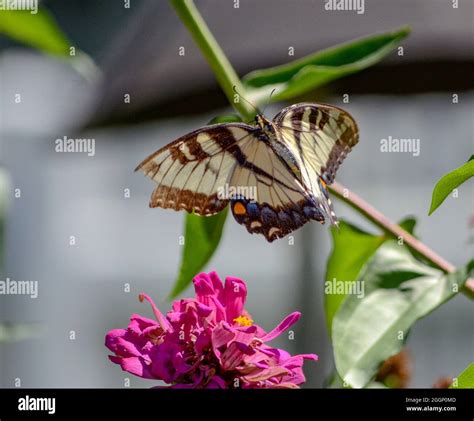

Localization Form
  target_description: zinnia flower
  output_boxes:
[105,271,317,388]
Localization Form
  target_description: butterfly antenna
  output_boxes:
[232,85,260,117]
[261,88,277,116]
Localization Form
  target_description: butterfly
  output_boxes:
[135,103,358,242]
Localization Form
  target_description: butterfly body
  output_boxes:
[136,103,358,242]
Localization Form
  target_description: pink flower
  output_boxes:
[105,272,317,388]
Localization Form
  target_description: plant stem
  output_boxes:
[330,182,474,295]
[169,0,256,121]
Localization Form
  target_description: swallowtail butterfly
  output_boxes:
[136,103,358,242]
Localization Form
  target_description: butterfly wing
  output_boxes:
[135,124,257,216]
[228,139,325,242]
[136,104,358,242]
[273,103,359,224]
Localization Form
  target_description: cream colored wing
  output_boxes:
[135,124,256,215]
[228,139,325,242]
[273,103,359,224]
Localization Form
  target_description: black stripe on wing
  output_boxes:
[228,138,325,242]
[135,123,258,215]
[273,102,359,185]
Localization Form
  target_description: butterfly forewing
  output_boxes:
[135,124,257,215]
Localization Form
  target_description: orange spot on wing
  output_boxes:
[233,202,247,215]
[320,178,327,189]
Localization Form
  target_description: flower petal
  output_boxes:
[115,336,147,358]
[193,272,222,300]
[223,276,247,321]
[205,375,226,389]
[243,366,289,383]
[105,329,127,351]
[193,273,226,322]
[195,329,212,354]
[260,312,301,342]
[128,314,159,334]
[150,342,181,383]
[139,293,172,332]
[110,356,154,379]
[212,323,235,349]
[220,341,255,371]
[267,382,300,389]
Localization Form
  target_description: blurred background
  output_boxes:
[0,0,473,388]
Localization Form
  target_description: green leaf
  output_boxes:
[0,322,42,343]
[208,114,242,124]
[0,9,99,81]
[324,221,385,331]
[242,26,410,103]
[170,209,228,298]
[332,243,473,388]
[451,363,474,389]
[326,371,387,389]
[428,156,474,215]
[398,217,417,235]
[324,217,417,332]
[0,9,71,56]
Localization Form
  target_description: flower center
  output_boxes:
[233,315,253,327]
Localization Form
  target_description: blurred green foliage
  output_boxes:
[171,208,228,298]
[0,8,99,81]
[0,9,70,55]
[450,363,474,389]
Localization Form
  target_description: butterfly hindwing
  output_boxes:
[228,138,324,241]
[231,196,325,242]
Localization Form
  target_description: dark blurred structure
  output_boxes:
[3,0,474,131]
[86,0,474,124]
